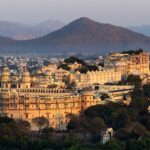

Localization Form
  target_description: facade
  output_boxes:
[104,51,149,78]
[0,67,133,130]
[0,87,102,130]
[70,69,121,88]
[37,66,69,87]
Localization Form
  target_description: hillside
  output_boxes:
[0,17,150,55]
[128,25,150,37]
[0,20,65,40]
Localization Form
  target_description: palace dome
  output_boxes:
[1,67,10,76]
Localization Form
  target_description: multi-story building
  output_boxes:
[104,50,149,78]
[70,69,121,88]
[0,67,133,130]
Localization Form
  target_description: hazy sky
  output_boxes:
[0,0,150,26]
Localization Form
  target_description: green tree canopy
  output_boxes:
[64,56,86,65]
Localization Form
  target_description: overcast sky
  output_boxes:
[0,0,149,26]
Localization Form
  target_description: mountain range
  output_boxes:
[0,20,65,40]
[0,17,150,56]
[128,25,150,37]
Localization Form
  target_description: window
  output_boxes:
[25,114,28,118]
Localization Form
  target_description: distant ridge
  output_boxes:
[128,25,150,37]
[0,17,150,55]
[0,20,65,40]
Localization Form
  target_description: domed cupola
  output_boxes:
[1,67,10,82]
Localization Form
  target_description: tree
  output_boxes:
[41,127,55,139]
[84,103,120,125]
[59,63,70,71]
[143,84,150,99]
[104,139,126,150]
[78,65,99,74]
[63,75,76,89]
[43,60,50,66]
[131,97,148,112]
[131,122,149,137]
[115,128,131,141]
[141,114,150,130]
[78,66,89,74]
[32,117,49,131]
[101,93,109,100]
[0,117,15,124]
[137,138,150,150]
[122,49,143,55]
[113,112,131,129]
[15,119,31,137]
[0,123,14,139]
[64,56,86,65]
[87,65,99,71]
[126,75,142,88]
[66,113,80,131]
[0,117,31,139]
[66,113,107,133]
[81,117,107,133]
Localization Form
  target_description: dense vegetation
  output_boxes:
[121,49,144,55]
[60,56,99,73]
[66,77,150,149]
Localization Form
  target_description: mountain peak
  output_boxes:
[1,17,150,55]
[71,17,97,25]
[76,17,92,21]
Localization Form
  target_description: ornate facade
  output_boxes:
[70,69,121,88]
[104,51,149,78]
[0,67,133,130]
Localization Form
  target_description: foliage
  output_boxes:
[122,49,143,55]
[64,56,86,65]
[63,75,76,89]
[43,60,51,66]
[78,65,99,74]
[67,112,107,133]
[101,93,109,100]
[103,139,126,150]
[143,84,150,99]
[0,80,150,149]
[59,63,70,71]
[126,75,142,88]
[32,117,49,131]
[0,117,31,141]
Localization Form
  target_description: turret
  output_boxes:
[0,67,10,88]
[1,67,10,82]
[21,68,31,88]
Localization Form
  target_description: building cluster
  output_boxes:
[70,69,121,88]
[0,50,149,130]
[104,51,149,79]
